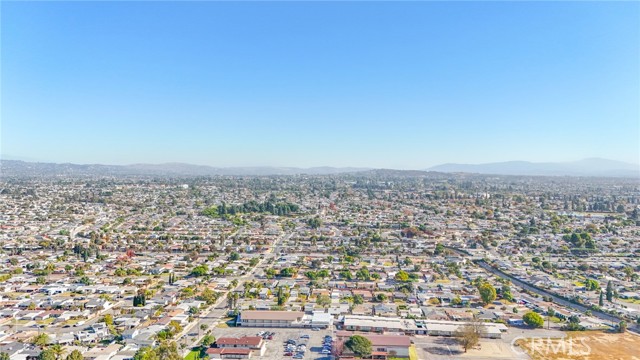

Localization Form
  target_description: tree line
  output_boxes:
[202,200,299,217]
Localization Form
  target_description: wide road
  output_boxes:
[475,260,639,334]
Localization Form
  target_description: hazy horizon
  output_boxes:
[1,154,638,171]
[2,2,638,168]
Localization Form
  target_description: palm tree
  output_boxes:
[49,344,65,360]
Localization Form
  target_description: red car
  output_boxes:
[284,352,293,356]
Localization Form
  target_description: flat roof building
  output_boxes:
[238,310,305,328]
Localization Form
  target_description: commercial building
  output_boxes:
[207,336,266,359]
[424,320,504,338]
[336,332,411,359]
[205,348,252,359]
[310,311,333,328]
[237,310,305,328]
[340,315,504,338]
[342,315,417,334]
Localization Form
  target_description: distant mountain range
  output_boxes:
[1,158,638,178]
[0,160,371,177]
[428,158,640,177]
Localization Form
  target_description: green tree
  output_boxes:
[38,350,56,360]
[316,294,331,307]
[0,353,10,360]
[355,267,371,281]
[304,271,318,280]
[65,350,84,360]
[280,268,295,277]
[584,279,600,291]
[523,311,544,328]
[265,268,276,279]
[606,281,613,302]
[197,288,220,305]
[307,217,322,229]
[190,264,209,277]
[114,268,127,276]
[167,320,182,335]
[547,307,555,318]
[31,333,50,347]
[478,283,497,305]
[501,285,513,302]
[339,270,353,280]
[156,341,181,360]
[599,291,604,307]
[49,344,64,360]
[394,270,409,282]
[201,334,215,347]
[353,294,364,305]
[229,252,241,261]
[102,314,114,326]
[345,335,372,358]
[133,347,159,360]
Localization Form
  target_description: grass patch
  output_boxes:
[63,319,81,326]
[621,298,640,304]
[184,350,200,360]
[549,316,563,323]
[216,317,235,328]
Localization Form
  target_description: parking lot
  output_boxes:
[211,326,334,359]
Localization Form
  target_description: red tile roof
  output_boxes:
[206,348,252,355]
[216,336,262,347]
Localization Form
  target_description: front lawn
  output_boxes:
[184,350,200,360]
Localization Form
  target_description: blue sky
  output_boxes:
[2,1,638,168]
